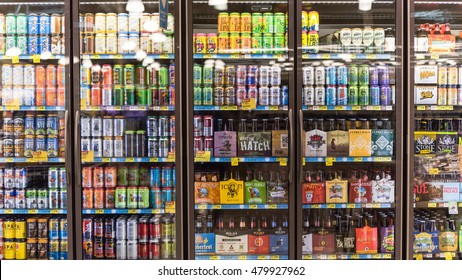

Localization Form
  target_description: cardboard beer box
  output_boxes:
[349,129,372,157]
[194,182,220,204]
[349,179,373,204]
[238,132,272,157]
[312,230,335,254]
[415,65,438,84]
[442,182,460,202]
[327,129,349,157]
[269,226,289,255]
[325,178,348,203]
[414,86,437,105]
[414,178,430,202]
[379,225,395,253]
[356,226,378,254]
[244,179,267,204]
[248,228,270,255]
[301,228,313,255]
[371,129,394,156]
[414,131,436,155]
[427,181,444,202]
[436,132,457,154]
[428,34,455,53]
[271,130,289,157]
[215,228,248,255]
[305,127,327,157]
[219,179,244,204]
[195,233,216,254]
[214,130,237,157]
[301,182,326,204]
[372,177,395,203]
[413,230,439,254]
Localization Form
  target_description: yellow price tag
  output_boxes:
[372,254,381,259]
[160,106,170,111]
[303,255,313,260]
[347,204,356,208]
[6,99,20,111]
[231,54,240,58]
[231,157,239,166]
[165,202,176,213]
[327,204,336,209]
[335,106,345,110]
[92,54,100,59]
[416,106,426,111]
[5,158,14,163]
[320,106,328,110]
[269,106,279,110]
[249,204,258,209]
[366,54,377,59]
[352,106,361,110]
[126,158,135,162]
[428,203,437,208]
[373,106,381,110]
[114,54,123,59]
[81,151,94,162]
[257,255,267,260]
[50,209,59,214]
[203,54,213,59]
[430,54,439,60]
[210,256,219,260]
[195,151,211,162]
[28,209,38,214]
[32,151,48,162]
[5,209,14,214]
[278,158,287,166]
[429,168,439,175]
[321,54,330,59]
[167,152,175,162]
[32,54,41,63]
[269,204,277,209]
[302,157,306,166]
[102,158,111,162]
[326,158,334,166]
[241,98,257,110]
[311,204,321,208]
[213,205,222,209]
[350,254,359,259]
[128,209,137,214]
[36,106,46,111]
[197,204,207,210]
[445,252,452,260]
[96,209,104,214]
[150,158,159,162]
[328,255,336,260]
[271,255,280,260]
[12,55,19,63]
[160,54,170,59]
[415,254,423,260]
[354,157,363,162]
[238,255,247,260]
[372,203,381,208]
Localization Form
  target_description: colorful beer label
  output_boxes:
[195,233,216,254]
[271,130,289,157]
[414,86,437,105]
[326,178,348,203]
[349,180,373,203]
[414,131,436,155]
[349,129,372,156]
[356,226,378,254]
[414,178,430,202]
[305,128,327,157]
[371,129,394,156]
[267,180,288,204]
[302,182,325,204]
[413,231,439,253]
[372,178,395,203]
[436,132,457,154]
[270,227,289,254]
[439,231,458,252]
[194,182,220,204]
[380,226,395,253]
[312,231,335,254]
[219,179,244,204]
[214,131,237,157]
[215,231,248,255]
[238,132,272,157]
[327,130,349,157]
[244,179,267,204]
[248,229,270,255]
[442,182,460,202]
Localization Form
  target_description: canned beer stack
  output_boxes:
[0,13,65,55]
[80,12,174,55]
[193,63,288,107]
[81,63,174,107]
[436,64,462,105]
[82,214,175,259]
[302,64,395,106]
[82,165,175,210]
[194,12,287,54]
[0,167,67,210]
[1,64,65,107]
[1,112,65,158]
[0,216,68,260]
[301,10,319,54]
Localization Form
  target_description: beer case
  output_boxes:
[427,181,445,202]
[413,230,439,254]
[271,130,289,157]
[371,129,394,156]
[194,182,220,204]
[355,226,378,254]
[267,180,289,204]
[327,129,349,157]
[269,227,289,254]
[414,179,430,202]
[195,233,216,254]
[428,34,456,53]
[415,65,438,84]
[379,225,395,253]
[214,131,237,157]
[348,179,373,203]
[248,228,270,255]
[325,178,348,203]
[372,178,395,203]
[301,229,313,254]
[436,132,457,154]
[215,229,248,255]
[305,128,327,157]
[442,182,460,202]
[238,132,272,157]
[414,131,437,155]
[414,86,438,105]
[312,230,335,254]
[244,179,267,204]
[301,182,326,204]
[348,129,372,157]
[219,179,244,204]
[459,227,462,253]
[439,231,458,252]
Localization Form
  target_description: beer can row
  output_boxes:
[2,64,65,87]
[0,13,64,35]
[82,64,174,88]
[80,13,174,35]
[0,134,63,158]
[301,11,320,32]
[0,216,68,260]
[1,86,65,107]
[2,112,64,138]
[217,12,287,34]
[435,86,462,106]
[302,85,394,106]
[0,34,64,55]
[82,214,175,259]
[82,166,175,189]
[1,187,67,209]
[436,64,462,86]
[0,167,65,189]
[194,32,287,54]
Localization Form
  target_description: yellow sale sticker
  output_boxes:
[231,157,239,166]
[195,151,211,162]
[81,151,94,162]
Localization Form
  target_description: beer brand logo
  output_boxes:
[420,91,434,99]
[420,70,435,80]
[307,134,326,149]
[329,184,344,199]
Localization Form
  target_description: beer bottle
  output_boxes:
[434,23,442,35]
[282,216,288,228]
[228,216,235,231]
[217,118,224,132]
[370,118,378,129]
[274,117,280,130]
[239,217,246,231]
[195,216,204,233]
[349,118,357,129]
[444,23,452,35]
[217,216,224,231]
[206,215,214,233]
[271,216,278,229]
[261,216,268,230]
[222,171,229,181]
[335,214,345,253]
[249,217,256,230]
[360,118,369,129]
[344,215,356,253]
[245,170,253,182]
[227,119,234,131]
[262,119,269,132]
[233,171,241,181]
[239,119,247,132]
[327,118,335,132]
[284,118,289,130]
[251,119,258,132]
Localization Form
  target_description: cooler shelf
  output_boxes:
[194,105,288,111]
[303,253,393,260]
[81,54,174,60]
[0,157,65,163]
[302,105,394,111]
[0,209,67,214]
[80,105,175,111]
[414,202,462,208]
[195,255,288,260]
[304,157,394,163]
[302,203,394,209]
[195,204,289,210]
[82,209,174,214]
[302,53,393,60]
[193,54,288,59]
[82,157,175,163]
[0,106,65,111]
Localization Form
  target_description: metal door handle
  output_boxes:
[288,109,293,184]
[299,110,304,184]
[75,110,80,187]
[64,110,70,186]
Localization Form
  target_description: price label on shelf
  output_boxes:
[429,168,439,175]
[36,106,46,111]
[249,204,258,209]
[257,255,267,260]
[269,204,277,209]
[372,106,381,110]
[352,106,361,110]
[415,254,423,260]
[5,209,13,214]
[366,54,377,59]
[81,151,94,162]
[278,158,287,166]
[269,106,279,111]
[428,202,437,208]
[12,55,19,63]
[231,157,239,166]
[210,256,219,260]
[197,204,207,210]
[311,204,321,209]
[354,157,363,162]
[416,105,426,111]
[28,209,38,214]
[238,255,247,260]
[302,158,306,166]
[160,54,170,59]
[347,204,356,208]
[166,202,176,213]
[95,209,104,214]
[445,252,453,260]
[326,157,334,166]
[128,209,137,214]
[195,151,211,162]
[150,158,159,162]
[320,106,328,111]
[213,205,222,209]
[6,99,20,111]
[32,54,41,63]
[166,152,175,162]
[271,255,280,260]
[231,54,240,58]
[114,54,123,59]
[430,54,439,60]
[102,158,111,163]
[241,98,257,110]
[126,158,135,162]
[327,204,336,209]
[335,106,345,110]
[32,151,48,162]
[50,209,59,214]
[92,54,100,59]
[321,54,330,59]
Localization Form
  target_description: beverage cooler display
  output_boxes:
[188,1,293,260]
[0,0,71,260]
[74,0,179,260]
[410,1,462,260]
[297,1,403,260]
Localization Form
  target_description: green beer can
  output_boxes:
[251,13,263,33]
[113,65,124,85]
[16,13,28,35]
[124,64,135,85]
[158,66,169,88]
[140,167,150,186]
[137,187,149,208]
[348,86,359,105]
[262,12,274,33]
[193,64,202,86]
[194,87,202,105]
[251,34,262,54]
[202,87,213,105]
[115,186,127,208]
[117,166,129,186]
[5,35,17,50]
[128,166,140,186]
[5,13,16,35]
[146,87,153,106]
[113,86,124,106]
[274,13,286,34]
[348,65,359,86]
[358,65,370,86]
[273,33,285,54]
[127,186,138,208]
[135,86,147,105]
[262,33,273,54]
[26,188,37,208]
[359,85,370,105]
[17,35,27,55]
[124,85,135,105]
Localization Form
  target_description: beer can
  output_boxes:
[37,188,48,209]
[14,219,26,239]
[13,65,24,86]
[149,239,161,260]
[162,167,172,188]
[337,66,348,86]
[26,218,38,239]
[5,239,16,259]
[193,137,203,155]
[59,189,67,209]
[47,187,59,209]
[82,239,93,259]
[326,66,336,85]
[315,86,325,105]
[39,13,50,35]
[94,188,105,208]
[82,188,93,209]
[126,240,137,260]
[116,239,127,260]
[259,86,270,106]
[303,66,314,86]
[26,188,37,208]
[48,218,59,240]
[93,218,104,238]
[303,86,314,106]
[14,239,26,260]
[104,238,115,259]
[28,13,39,35]
[27,238,38,259]
[93,237,104,259]
[359,65,370,86]
[193,116,203,137]
[5,35,16,51]
[48,239,60,260]
[59,240,68,260]
[114,137,123,157]
[458,87,462,105]
[117,166,128,186]
[369,66,379,86]
[438,86,447,105]
[82,218,93,240]
[37,238,48,259]
[38,35,50,53]
[270,86,281,106]
[105,187,115,208]
[348,86,359,105]
[117,13,129,34]
[337,86,348,105]
[115,186,127,208]
[359,85,370,105]
[380,85,392,105]
[113,116,124,137]
[252,13,263,33]
[378,66,390,86]
[14,138,24,157]
[4,219,15,239]
[438,64,448,85]
[370,85,380,105]
[326,85,336,105]
[104,218,116,239]
[270,66,282,86]
[315,66,325,85]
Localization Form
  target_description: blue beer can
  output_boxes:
[46,136,58,157]
[49,218,60,240]
[46,115,59,136]
[326,85,336,105]
[172,167,176,188]
[337,86,348,105]
[25,115,35,135]
[369,66,379,85]
[48,240,60,260]
[38,35,50,53]
[378,66,390,85]
[281,85,289,106]
[150,167,161,187]
[150,187,162,209]
[326,66,337,85]
[39,13,50,35]
[28,35,39,54]
[337,66,348,85]
[163,188,173,207]
[60,218,68,240]
[161,167,172,188]
[370,85,381,105]
[28,13,40,35]
[380,85,391,105]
